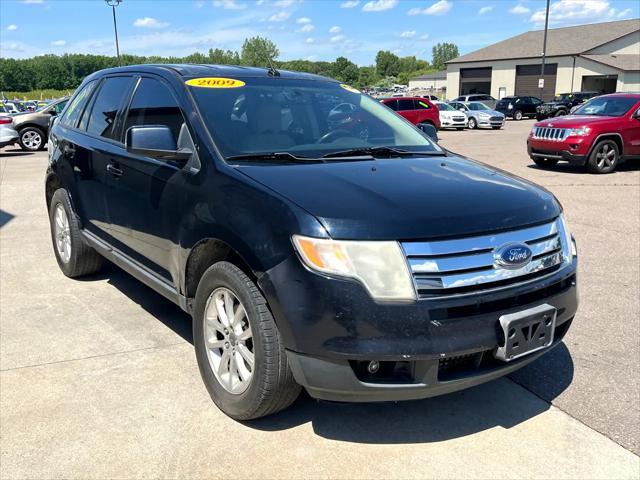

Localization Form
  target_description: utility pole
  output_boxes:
[105,0,122,64]
[539,0,550,100]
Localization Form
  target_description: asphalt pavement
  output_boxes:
[1,121,639,479]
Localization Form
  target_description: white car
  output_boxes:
[434,101,468,130]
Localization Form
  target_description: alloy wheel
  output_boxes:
[596,143,617,170]
[204,287,254,394]
[22,130,42,150]
[54,204,72,263]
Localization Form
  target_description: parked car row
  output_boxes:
[1,96,68,151]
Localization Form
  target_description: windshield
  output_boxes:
[187,77,438,160]
[468,102,490,111]
[436,102,455,111]
[573,96,638,117]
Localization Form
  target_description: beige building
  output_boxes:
[408,71,447,91]
[446,19,640,101]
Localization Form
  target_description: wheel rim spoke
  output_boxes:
[54,204,71,263]
[203,287,255,395]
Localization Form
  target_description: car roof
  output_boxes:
[85,63,336,83]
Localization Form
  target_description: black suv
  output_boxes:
[536,92,598,120]
[46,65,578,419]
[495,96,543,120]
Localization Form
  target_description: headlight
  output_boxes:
[567,126,590,137]
[557,214,576,264]
[292,235,416,301]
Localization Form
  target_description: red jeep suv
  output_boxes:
[527,93,640,173]
[381,97,441,130]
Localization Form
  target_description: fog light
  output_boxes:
[367,361,380,374]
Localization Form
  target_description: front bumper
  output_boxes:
[527,138,590,165]
[441,118,468,128]
[259,253,578,402]
[477,117,504,128]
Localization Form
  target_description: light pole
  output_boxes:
[105,0,122,64]
[539,0,550,100]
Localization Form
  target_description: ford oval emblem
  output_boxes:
[494,243,533,270]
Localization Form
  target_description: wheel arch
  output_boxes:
[17,122,47,134]
[184,237,256,299]
[45,172,63,210]
[589,133,624,157]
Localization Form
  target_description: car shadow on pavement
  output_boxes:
[84,261,574,445]
[0,148,33,157]
[527,161,640,174]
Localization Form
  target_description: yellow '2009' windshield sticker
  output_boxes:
[185,77,246,88]
[340,84,360,94]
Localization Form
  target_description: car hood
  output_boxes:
[237,155,559,240]
[440,110,465,117]
[536,115,617,127]
[473,109,503,117]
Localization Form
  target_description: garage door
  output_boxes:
[459,67,491,95]
[515,64,557,101]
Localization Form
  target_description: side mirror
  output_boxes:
[126,125,191,163]
[48,110,57,116]
[633,108,640,119]
[418,123,438,142]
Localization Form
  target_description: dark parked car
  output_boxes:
[452,94,497,109]
[496,96,543,120]
[46,64,578,419]
[12,97,68,151]
[536,92,598,120]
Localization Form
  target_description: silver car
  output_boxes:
[0,116,19,149]
[448,101,505,130]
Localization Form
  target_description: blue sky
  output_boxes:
[1,0,638,65]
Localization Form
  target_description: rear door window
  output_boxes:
[123,77,185,141]
[383,100,398,111]
[397,99,414,111]
[85,76,135,141]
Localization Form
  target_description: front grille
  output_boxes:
[489,116,503,122]
[452,116,466,122]
[533,127,569,141]
[401,218,568,298]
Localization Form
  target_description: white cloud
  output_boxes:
[213,0,246,9]
[7,24,18,31]
[20,0,43,3]
[330,34,346,43]
[530,0,630,25]
[362,0,398,12]
[329,25,342,33]
[408,0,452,15]
[420,33,429,40]
[133,17,170,28]
[269,11,291,21]
[297,17,312,24]
[194,0,205,7]
[298,23,314,32]
[478,5,494,15]
[341,0,360,7]
[51,40,66,46]
[275,0,296,6]
[305,37,314,44]
[400,30,416,38]
[509,4,530,15]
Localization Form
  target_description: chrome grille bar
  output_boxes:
[533,127,569,141]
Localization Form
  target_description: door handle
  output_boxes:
[106,163,123,177]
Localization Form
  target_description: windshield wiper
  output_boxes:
[225,152,324,163]
[323,146,445,159]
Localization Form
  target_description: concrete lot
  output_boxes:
[1,120,639,479]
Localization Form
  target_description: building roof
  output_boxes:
[448,19,640,64]
[410,71,447,81]
[580,54,640,72]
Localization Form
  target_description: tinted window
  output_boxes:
[531,97,543,104]
[60,81,97,128]
[414,99,431,110]
[124,78,185,141]
[85,76,133,140]
[397,99,414,111]
[573,96,638,117]
[383,99,398,111]
[50,100,68,115]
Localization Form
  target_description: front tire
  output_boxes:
[49,189,103,277]
[467,117,477,129]
[19,126,46,151]
[193,261,301,420]
[513,110,523,121]
[587,140,619,174]
[554,109,567,117]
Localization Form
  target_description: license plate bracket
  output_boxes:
[494,304,557,362]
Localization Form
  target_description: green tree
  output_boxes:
[208,48,240,64]
[375,50,400,77]
[431,42,459,70]
[332,56,359,84]
[241,36,279,67]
